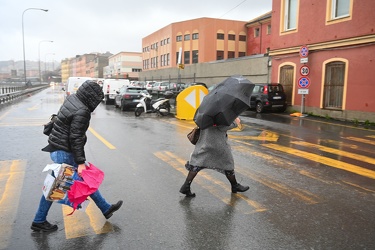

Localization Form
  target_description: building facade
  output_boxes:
[246,11,272,56]
[269,0,375,122]
[60,52,112,82]
[142,17,248,71]
[103,52,142,80]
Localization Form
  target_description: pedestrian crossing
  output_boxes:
[0,160,26,249]
[0,123,374,242]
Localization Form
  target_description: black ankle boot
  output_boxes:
[179,182,196,197]
[232,183,249,193]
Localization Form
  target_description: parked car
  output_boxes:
[102,79,130,105]
[249,83,287,113]
[185,82,208,89]
[167,82,186,93]
[152,81,170,93]
[114,86,147,111]
[65,77,93,96]
[145,81,155,92]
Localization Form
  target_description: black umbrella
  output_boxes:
[194,76,255,129]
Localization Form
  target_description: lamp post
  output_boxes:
[38,40,53,84]
[22,8,48,85]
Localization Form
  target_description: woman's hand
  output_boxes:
[77,163,86,177]
[234,117,241,125]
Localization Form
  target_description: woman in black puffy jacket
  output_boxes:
[31,81,123,232]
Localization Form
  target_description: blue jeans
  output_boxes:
[33,150,111,223]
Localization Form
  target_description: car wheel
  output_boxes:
[278,105,287,112]
[135,107,143,117]
[256,102,264,113]
[104,96,111,105]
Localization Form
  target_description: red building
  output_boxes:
[269,0,375,122]
[246,11,272,56]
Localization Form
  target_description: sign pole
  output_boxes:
[298,45,309,117]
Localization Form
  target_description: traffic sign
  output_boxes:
[300,65,310,76]
[298,77,310,88]
[298,89,309,94]
[299,46,309,57]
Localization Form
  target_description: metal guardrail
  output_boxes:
[0,84,49,105]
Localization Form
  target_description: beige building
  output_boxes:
[103,52,142,80]
[142,17,248,71]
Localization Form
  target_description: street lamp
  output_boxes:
[38,40,53,84]
[22,8,48,85]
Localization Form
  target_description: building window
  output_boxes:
[184,34,190,41]
[267,25,271,34]
[284,0,298,31]
[239,35,246,41]
[254,28,260,37]
[166,53,170,66]
[323,61,345,109]
[228,51,235,59]
[238,52,246,57]
[216,51,224,60]
[331,0,350,19]
[176,35,182,42]
[184,51,190,64]
[228,34,235,40]
[192,50,198,63]
[167,38,170,44]
[217,33,224,40]
[192,33,199,40]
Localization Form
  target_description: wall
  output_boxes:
[139,55,271,86]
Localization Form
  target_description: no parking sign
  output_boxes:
[298,77,310,88]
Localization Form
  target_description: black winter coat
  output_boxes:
[43,81,104,164]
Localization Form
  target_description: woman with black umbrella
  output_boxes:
[179,117,249,197]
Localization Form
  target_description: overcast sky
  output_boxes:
[0,0,272,62]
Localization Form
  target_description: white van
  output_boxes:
[66,77,93,96]
[102,79,130,104]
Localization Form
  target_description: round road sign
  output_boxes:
[300,65,310,76]
[298,77,310,88]
[299,46,309,57]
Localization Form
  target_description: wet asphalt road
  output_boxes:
[0,85,374,250]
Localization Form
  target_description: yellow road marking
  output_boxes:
[235,167,321,204]
[342,181,375,193]
[62,199,113,239]
[263,144,375,180]
[344,136,375,146]
[155,151,266,213]
[88,127,116,149]
[27,103,39,110]
[291,141,375,165]
[0,110,11,120]
[0,160,26,249]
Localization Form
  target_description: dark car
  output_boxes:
[114,86,147,111]
[249,83,287,113]
[185,82,208,89]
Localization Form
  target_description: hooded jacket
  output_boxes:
[42,81,104,164]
